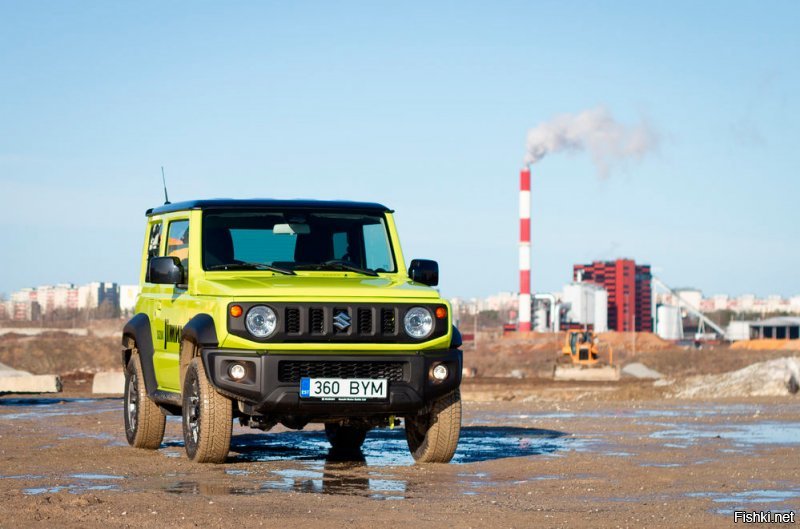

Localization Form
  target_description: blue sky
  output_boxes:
[1,1,798,299]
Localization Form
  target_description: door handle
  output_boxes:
[155,302,163,313]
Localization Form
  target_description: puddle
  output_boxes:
[22,473,125,495]
[688,489,800,515]
[0,398,121,420]
[491,404,764,423]
[160,431,536,501]
[651,422,800,449]
[165,458,410,500]
[226,426,573,467]
[58,431,127,447]
[70,473,124,480]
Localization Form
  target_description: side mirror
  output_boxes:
[149,256,184,285]
[408,259,439,287]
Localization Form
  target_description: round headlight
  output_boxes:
[403,307,434,339]
[245,306,277,338]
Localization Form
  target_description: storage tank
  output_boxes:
[593,288,608,332]
[656,305,683,340]
[563,282,608,330]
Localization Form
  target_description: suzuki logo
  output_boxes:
[333,310,351,331]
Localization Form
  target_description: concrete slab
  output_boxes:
[0,361,62,394]
[92,371,125,394]
[0,374,62,394]
[553,365,621,381]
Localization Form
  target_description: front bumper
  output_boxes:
[200,348,462,418]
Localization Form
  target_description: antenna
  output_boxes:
[161,166,171,205]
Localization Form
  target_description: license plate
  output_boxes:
[300,378,387,400]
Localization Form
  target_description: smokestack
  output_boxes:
[519,166,531,332]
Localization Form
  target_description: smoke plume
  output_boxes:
[524,107,657,177]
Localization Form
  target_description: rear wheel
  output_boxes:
[325,423,369,452]
[124,352,166,449]
[405,389,462,463]
[182,357,233,463]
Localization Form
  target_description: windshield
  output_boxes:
[202,209,396,273]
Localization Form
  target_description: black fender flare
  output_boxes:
[181,313,219,348]
[450,325,462,349]
[121,313,158,396]
[181,314,219,384]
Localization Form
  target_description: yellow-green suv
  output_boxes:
[122,199,462,463]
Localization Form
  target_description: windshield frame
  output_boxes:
[199,207,399,275]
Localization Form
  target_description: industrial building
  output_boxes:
[748,317,800,340]
[573,259,653,332]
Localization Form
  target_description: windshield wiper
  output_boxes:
[294,260,378,277]
[207,262,296,275]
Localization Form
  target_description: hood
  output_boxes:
[195,273,441,300]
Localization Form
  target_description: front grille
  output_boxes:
[227,302,448,343]
[278,360,405,383]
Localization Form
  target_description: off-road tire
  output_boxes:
[124,352,166,449]
[325,423,369,453]
[405,389,461,463]
[182,357,233,463]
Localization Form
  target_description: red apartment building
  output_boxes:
[573,259,653,332]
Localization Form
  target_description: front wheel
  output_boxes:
[405,389,462,463]
[182,357,233,463]
[124,352,166,449]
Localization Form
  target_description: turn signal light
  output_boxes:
[230,305,243,318]
[435,307,447,319]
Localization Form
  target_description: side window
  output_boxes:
[166,220,190,275]
[146,222,162,282]
[363,222,393,272]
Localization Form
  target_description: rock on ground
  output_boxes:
[622,362,664,380]
[671,356,800,398]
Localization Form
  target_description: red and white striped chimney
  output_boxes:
[519,166,532,332]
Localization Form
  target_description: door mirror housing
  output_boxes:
[408,259,439,287]
[148,256,185,285]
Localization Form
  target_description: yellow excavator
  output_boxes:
[553,330,620,381]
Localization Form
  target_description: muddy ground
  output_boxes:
[1,379,798,528]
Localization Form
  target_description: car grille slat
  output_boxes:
[278,361,405,383]
[357,308,373,335]
[286,308,300,334]
[381,308,396,335]
[309,308,325,335]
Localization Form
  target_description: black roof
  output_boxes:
[146,199,392,217]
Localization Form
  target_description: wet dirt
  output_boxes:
[0,390,798,528]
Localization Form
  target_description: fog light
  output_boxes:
[228,363,246,381]
[432,364,448,381]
